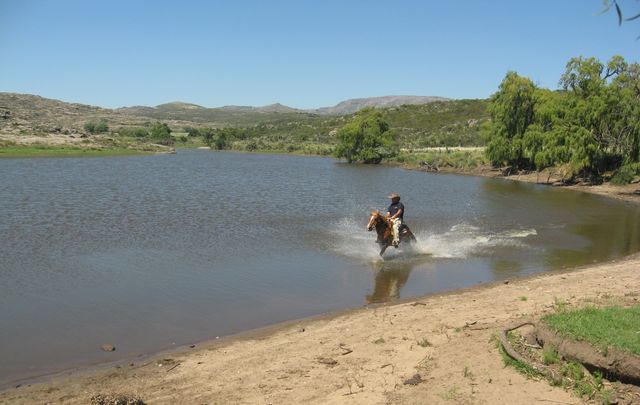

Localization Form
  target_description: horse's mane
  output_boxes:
[371,210,390,227]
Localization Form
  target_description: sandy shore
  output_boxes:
[1,251,638,404]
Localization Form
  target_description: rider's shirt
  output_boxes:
[387,202,404,220]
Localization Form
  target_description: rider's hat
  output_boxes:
[388,192,400,200]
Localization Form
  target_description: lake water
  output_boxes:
[1,150,639,387]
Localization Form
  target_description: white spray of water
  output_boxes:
[328,219,536,262]
[330,218,384,261]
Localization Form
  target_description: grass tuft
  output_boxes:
[498,340,540,378]
[542,346,560,365]
[417,338,432,347]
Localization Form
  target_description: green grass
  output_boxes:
[499,334,605,400]
[560,362,596,397]
[542,346,561,365]
[0,144,148,158]
[498,319,626,402]
[542,305,640,355]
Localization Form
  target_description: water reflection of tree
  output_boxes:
[546,208,640,269]
[366,262,412,304]
[479,179,640,270]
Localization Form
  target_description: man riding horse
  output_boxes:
[366,194,416,256]
[386,192,404,247]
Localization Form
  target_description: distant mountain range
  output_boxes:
[0,92,455,134]
[116,95,450,116]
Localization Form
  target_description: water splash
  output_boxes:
[329,218,383,261]
[328,219,536,261]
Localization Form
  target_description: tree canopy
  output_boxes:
[334,108,397,164]
[149,122,173,145]
[483,55,640,182]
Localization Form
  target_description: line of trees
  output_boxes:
[184,126,233,150]
[484,55,640,182]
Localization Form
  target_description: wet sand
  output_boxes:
[1,179,640,404]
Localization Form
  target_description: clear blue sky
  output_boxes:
[0,0,638,109]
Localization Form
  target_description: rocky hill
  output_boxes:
[311,95,450,115]
[0,92,454,134]
[116,101,309,124]
[0,93,113,134]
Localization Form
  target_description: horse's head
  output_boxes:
[367,210,382,231]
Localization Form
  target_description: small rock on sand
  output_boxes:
[100,344,116,352]
[403,374,423,385]
[317,357,338,366]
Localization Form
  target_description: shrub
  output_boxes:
[611,163,640,185]
[84,121,109,134]
[117,127,149,138]
[149,122,173,146]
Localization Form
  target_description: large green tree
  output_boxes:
[334,108,396,164]
[559,56,640,174]
[484,55,640,182]
[484,71,537,169]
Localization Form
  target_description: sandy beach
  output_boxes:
[1,175,639,405]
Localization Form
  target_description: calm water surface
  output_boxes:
[1,150,639,386]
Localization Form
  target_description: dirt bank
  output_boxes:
[2,252,638,404]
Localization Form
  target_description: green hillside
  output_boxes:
[200,99,490,153]
[119,104,319,126]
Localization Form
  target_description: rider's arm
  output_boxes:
[390,208,403,220]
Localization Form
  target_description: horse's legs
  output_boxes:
[379,244,388,256]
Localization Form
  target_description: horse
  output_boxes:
[366,210,417,256]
